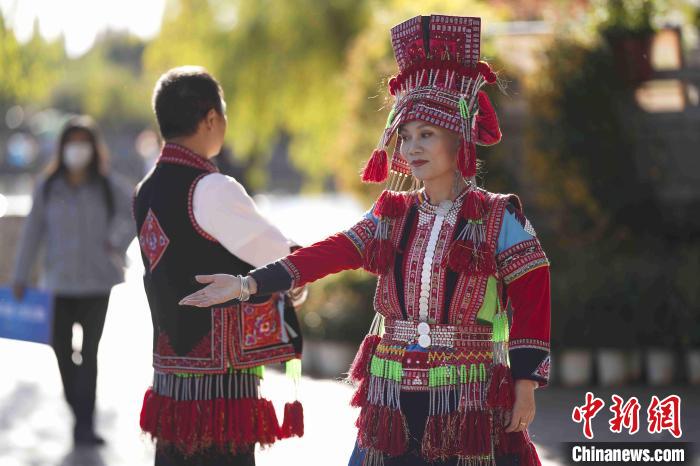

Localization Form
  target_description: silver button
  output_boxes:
[418,334,432,348]
[417,322,430,335]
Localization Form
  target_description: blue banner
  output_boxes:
[0,287,54,345]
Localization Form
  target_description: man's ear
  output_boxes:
[205,108,218,130]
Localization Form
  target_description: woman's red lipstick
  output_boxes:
[411,159,428,167]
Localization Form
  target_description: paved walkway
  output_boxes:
[1,248,697,465]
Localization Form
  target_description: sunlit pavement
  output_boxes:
[1,242,698,465]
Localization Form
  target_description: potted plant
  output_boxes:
[600,0,656,84]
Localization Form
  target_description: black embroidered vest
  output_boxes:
[134,144,265,374]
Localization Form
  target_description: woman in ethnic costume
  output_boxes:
[181,15,551,466]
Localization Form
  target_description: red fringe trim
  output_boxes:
[280,401,304,439]
[497,431,541,466]
[349,335,381,382]
[392,60,495,91]
[422,410,496,461]
[363,237,394,275]
[140,389,281,455]
[357,405,408,457]
[362,149,389,183]
[487,364,514,410]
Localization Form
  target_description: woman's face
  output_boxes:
[62,129,95,173]
[398,121,459,183]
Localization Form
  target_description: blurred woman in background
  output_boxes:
[11,115,134,446]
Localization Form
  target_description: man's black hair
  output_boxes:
[152,66,225,139]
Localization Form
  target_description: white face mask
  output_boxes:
[63,142,93,171]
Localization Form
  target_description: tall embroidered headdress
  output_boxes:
[361,15,502,188]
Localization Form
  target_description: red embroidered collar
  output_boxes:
[157,143,218,173]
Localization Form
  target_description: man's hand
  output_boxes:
[504,379,538,432]
[179,274,242,307]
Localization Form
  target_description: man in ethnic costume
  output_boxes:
[134,67,305,466]
[181,15,551,466]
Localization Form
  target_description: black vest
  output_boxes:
[134,144,256,373]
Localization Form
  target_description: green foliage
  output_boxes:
[54,32,152,128]
[0,17,65,109]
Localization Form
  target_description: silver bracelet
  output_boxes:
[239,275,251,302]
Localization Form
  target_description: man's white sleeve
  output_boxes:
[192,173,290,267]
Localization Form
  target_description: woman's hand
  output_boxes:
[179,274,241,307]
[504,379,538,433]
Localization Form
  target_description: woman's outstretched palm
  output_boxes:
[179,274,241,307]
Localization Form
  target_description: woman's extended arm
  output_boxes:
[180,211,377,307]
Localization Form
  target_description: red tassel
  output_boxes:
[457,142,469,178]
[357,404,381,448]
[259,399,281,444]
[466,143,477,178]
[140,388,157,433]
[473,242,496,275]
[462,189,486,221]
[363,238,394,275]
[362,149,389,183]
[444,239,474,273]
[374,407,408,456]
[280,401,304,438]
[350,377,369,407]
[421,415,444,462]
[487,364,514,410]
[478,411,493,456]
[388,77,398,96]
[375,406,392,451]
[375,191,407,218]
[519,432,542,466]
[349,334,381,382]
[476,91,502,145]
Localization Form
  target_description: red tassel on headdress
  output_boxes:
[363,238,394,275]
[280,400,304,438]
[349,334,381,382]
[362,149,389,183]
[487,364,514,410]
[476,91,502,145]
[457,141,477,178]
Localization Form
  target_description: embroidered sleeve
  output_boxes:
[496,202,549,284]
[250,213,376,295]
[507,265,551,387]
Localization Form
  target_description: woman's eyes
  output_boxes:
[399,131,433,142]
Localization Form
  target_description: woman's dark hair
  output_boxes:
[152,66,225,139]
[43,115,115,218]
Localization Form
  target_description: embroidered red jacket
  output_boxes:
[251,188,551,385]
